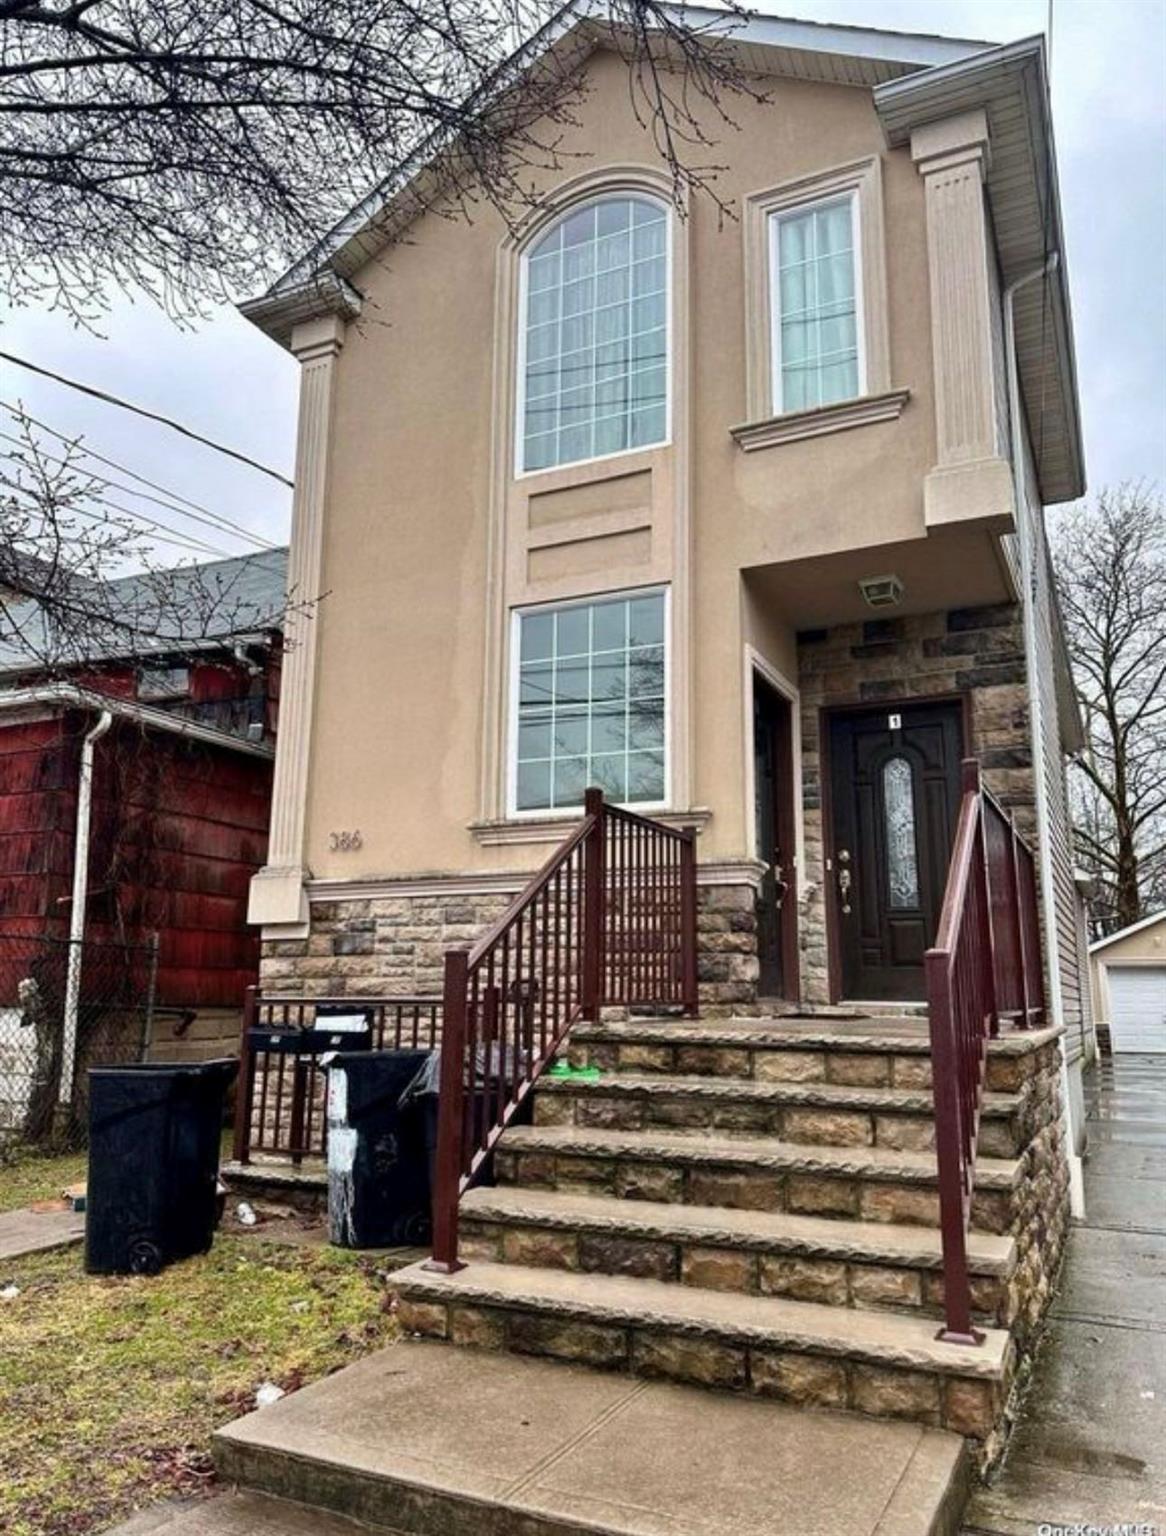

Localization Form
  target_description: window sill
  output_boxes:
[469,807,712,847]
[730,388,910,453]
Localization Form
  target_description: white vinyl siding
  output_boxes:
[512,590,667,813]
[770,195,862,413]
[520,197,668,473]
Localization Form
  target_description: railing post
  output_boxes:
[426,947,469,1273]
[680,828,698,1016]
[582,787,605,1021]
[1008,812,1033,1028]
[925,948,983,1346]
[231,984,258,1164]
[962,759,999,1039]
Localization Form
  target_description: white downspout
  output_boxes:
[1003,255,1085,1218]
[59,709,113,1108]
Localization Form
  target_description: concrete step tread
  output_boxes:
[503,1123,1023,1188]
[460,1185,1017,1276]
[103,1492,379,1536]
[540,1071,1022,1117]
[214,1342,969,1536]
[578,1017,1063,1055]
[393,1260,1010,1379]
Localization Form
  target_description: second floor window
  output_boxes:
[770,194,862,414]
[520,195,668,474]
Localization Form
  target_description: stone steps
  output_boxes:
[534,1070,1026,1156]
[391,1259,1011,1439]
[569,1016,1061,1095]
[459,1185,1018,1326]
[495,1123,1022,1232]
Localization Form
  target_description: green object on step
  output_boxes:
[547,1061,601,1080]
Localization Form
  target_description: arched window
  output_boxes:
[520,195,668,473]
[882,755,920,910]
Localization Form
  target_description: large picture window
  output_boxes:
[513,590,667,812]
[520,196,668,473]
[769,194,862,413]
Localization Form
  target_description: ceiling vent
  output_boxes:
[858,574,904,609]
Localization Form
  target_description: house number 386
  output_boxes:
[329,830,363,851]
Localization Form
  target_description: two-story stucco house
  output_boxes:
[226,5,1095,1486]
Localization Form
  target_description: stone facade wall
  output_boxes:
[262,881,760,1009]
[797,602,1035,1004]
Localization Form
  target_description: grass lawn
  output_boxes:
[0,1227,398,1535]
[0,1146,89,1213]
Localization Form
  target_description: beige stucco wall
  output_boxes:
[298,48,957,891]
[1090,916,1166,1027]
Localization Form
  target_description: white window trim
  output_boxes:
[739,157,893,441]
[506,583,672,820]
[768,189,867,417]
[514,192,674,481]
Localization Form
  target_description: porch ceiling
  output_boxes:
[742,524,1013,630]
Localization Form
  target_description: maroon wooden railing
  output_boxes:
[925,759,1044,1343]
[232,990,443,1164]
[428,787,697,1271]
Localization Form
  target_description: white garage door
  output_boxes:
[1109,966,1166,1053]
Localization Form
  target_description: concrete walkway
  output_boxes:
[965,1052,1166,1534]
[0,1203,84,1262]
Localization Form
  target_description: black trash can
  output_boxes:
[399,1045,523,1200]
[326,1050,433,1248]
[86,1058,238,1275]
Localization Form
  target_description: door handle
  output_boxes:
[837,848,852,915]
[772,859,789,910]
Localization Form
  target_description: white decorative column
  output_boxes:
[248,313,345,930]
[911,110,1014,531]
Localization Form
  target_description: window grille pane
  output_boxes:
[515,593,667,811]
[883,756,921,909]
[774,198,860,413]
[522,197,668,470]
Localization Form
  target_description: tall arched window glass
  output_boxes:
[520,196,668,473]
[882,756,920,910]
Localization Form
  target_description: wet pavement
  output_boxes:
[965,1052,1166,1535]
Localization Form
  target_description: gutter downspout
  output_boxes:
[59,709,113,1109]
[1003,254,1086,1218]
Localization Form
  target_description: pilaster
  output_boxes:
[248,313,345,930]
[911,110,1014,532]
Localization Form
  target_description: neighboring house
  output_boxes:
[231,6,1094,1467]
[0,548,286,1080]
[1090,911,1166,1054]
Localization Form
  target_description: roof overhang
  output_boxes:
[875,37,1085,505]
[0,684,274,759]
[1090,909,1166,955]
[242,1,992,342]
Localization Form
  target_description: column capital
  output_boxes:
[290,312,347,363]
[910,108,991,180]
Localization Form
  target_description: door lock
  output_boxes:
[837,849,852,915]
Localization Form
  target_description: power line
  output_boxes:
[0,400,278,551]
[0,351,295,489]
[0,471,234,560]
[0,417,275,553]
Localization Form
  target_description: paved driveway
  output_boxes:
[965,1052,1166,1534]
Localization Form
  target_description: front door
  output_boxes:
[828,701,963,1002]
[753,675,798,1000]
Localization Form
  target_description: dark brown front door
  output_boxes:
[828,700,963,1002]
[753,675,798,1000]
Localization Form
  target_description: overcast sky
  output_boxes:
[0,0,1162,565]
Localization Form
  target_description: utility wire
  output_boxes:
[0,351,295,489]
[0,399,278,550]
[1,471,234,560]
[0,421,274,553]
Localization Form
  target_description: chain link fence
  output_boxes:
[0,931,159,1152]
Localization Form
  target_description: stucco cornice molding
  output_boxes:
[730,388,910,453]
[239,272,363,350]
